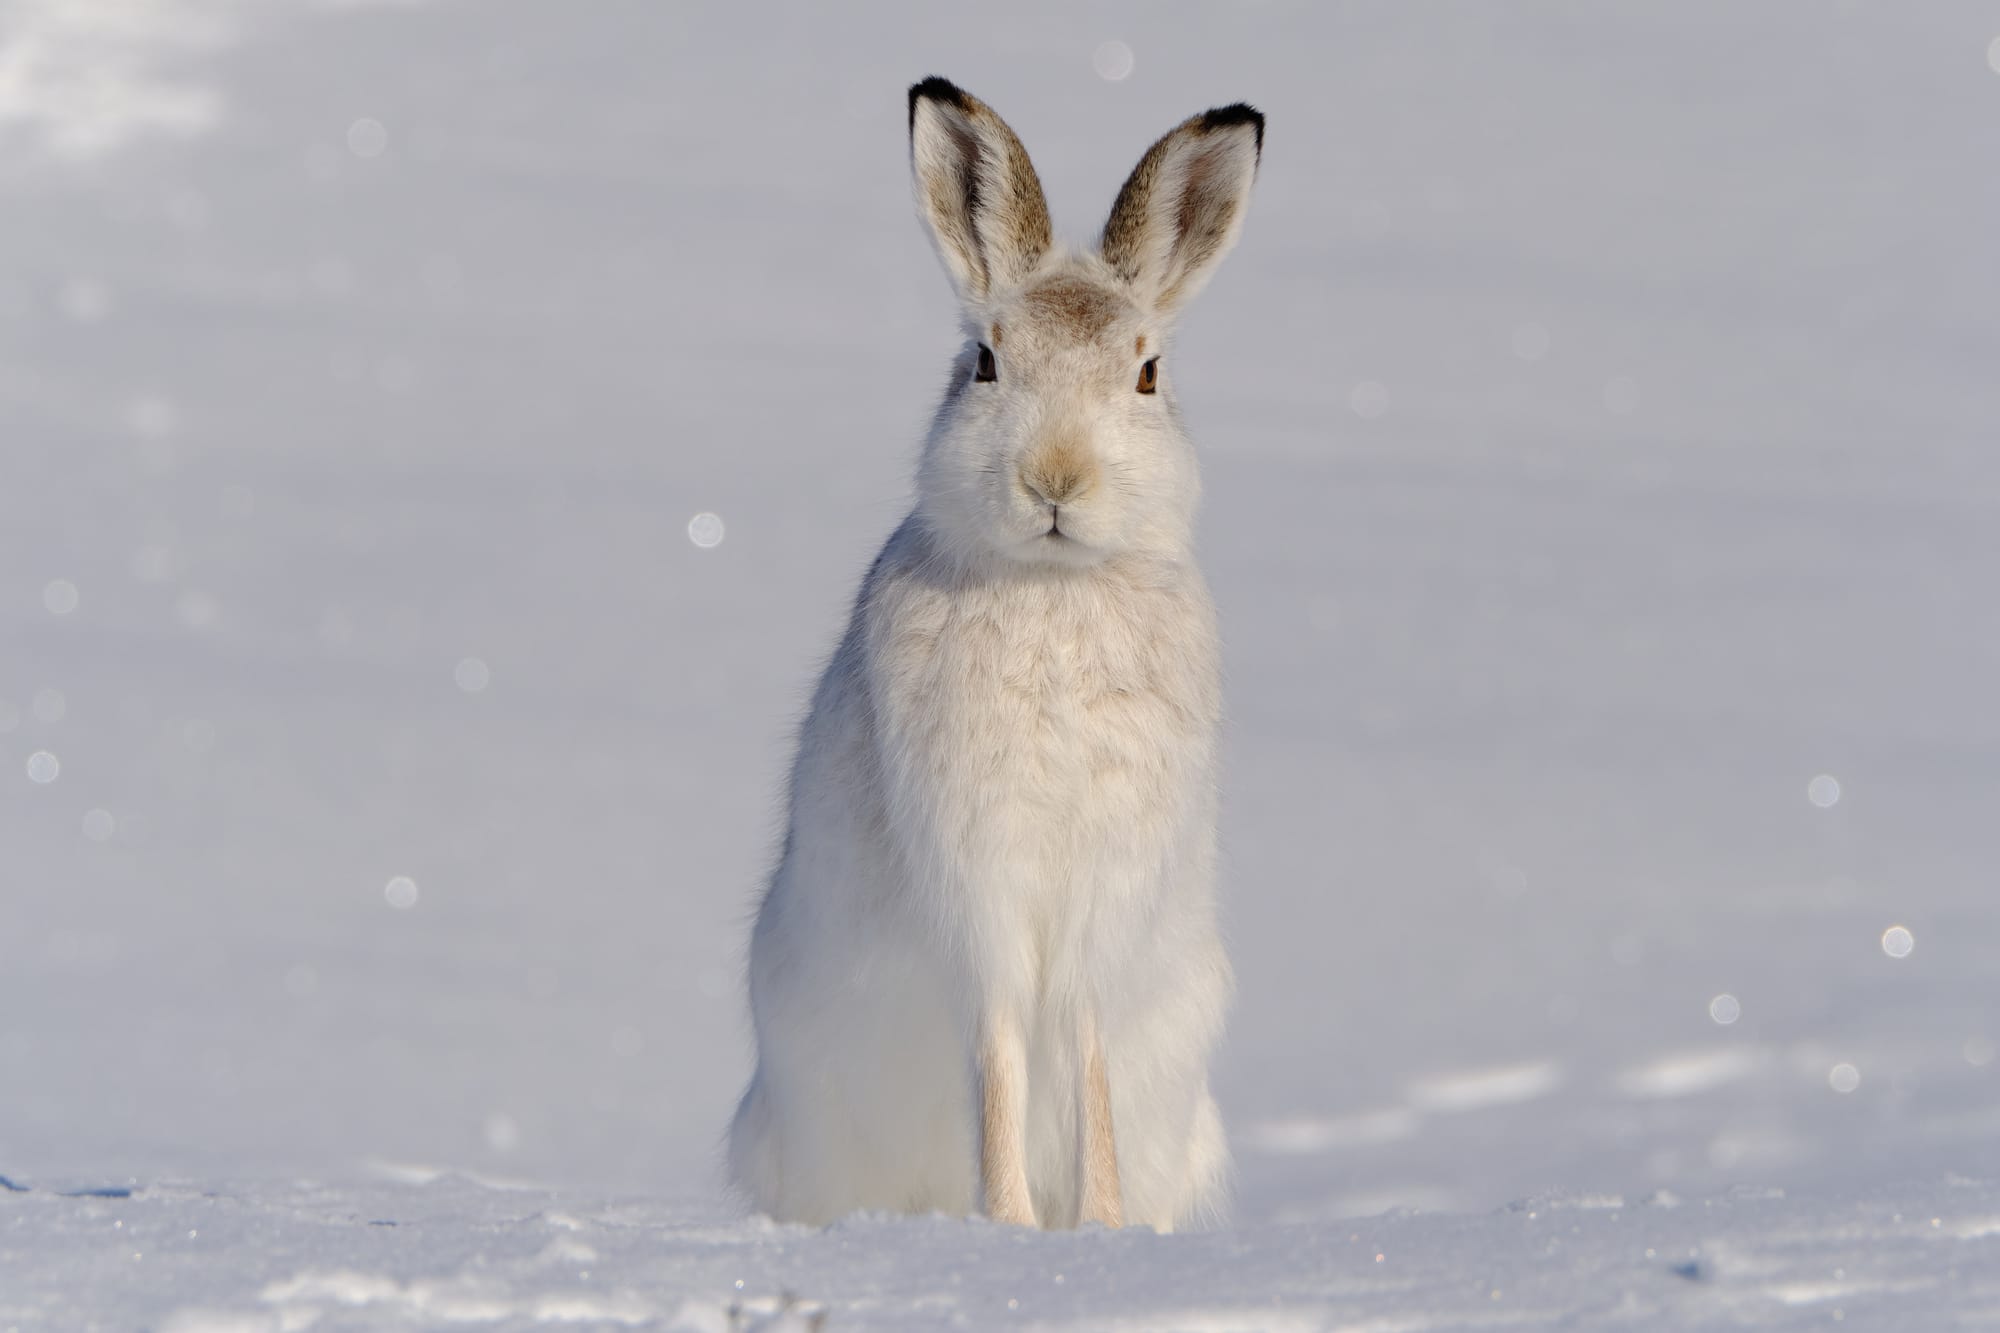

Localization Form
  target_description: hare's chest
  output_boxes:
[948,590,1216,856]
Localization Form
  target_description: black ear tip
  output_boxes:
[1200,102,1265,153]
[909,76,973,131]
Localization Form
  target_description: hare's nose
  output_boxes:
[1021,440,1099,506]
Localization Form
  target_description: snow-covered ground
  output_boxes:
[5,1171,1999,1329]
[4,1,1997,1326]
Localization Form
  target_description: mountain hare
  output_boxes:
[728,77,1263,1232]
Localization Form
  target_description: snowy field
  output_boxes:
[4,0,1999,1326]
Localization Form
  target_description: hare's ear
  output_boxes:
[1100,104,1264,314]
[908,77,1053,305]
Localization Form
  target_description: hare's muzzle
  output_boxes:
[1020,433,1100,508]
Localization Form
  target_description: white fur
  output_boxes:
[728,80,1262,1232]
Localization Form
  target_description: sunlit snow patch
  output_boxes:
[1616,1047,1759,1100]
[1406,1060,1560,1113]
[253,1268,656,1326]
[0,0,240,164]
[358,1158,540,1192]
[1241,1108,1420,1155]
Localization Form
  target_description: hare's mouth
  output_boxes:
[1013,521,1101,566]
[1040,527,1095,558]
[1016,505,1099,562]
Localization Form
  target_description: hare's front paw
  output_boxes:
[979,1017,1039,1228]
[983,1187,1037,1228]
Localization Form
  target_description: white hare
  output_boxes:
[728,77,1263,1232]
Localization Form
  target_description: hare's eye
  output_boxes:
[975,345,998,383]
[1136,357,1159,395]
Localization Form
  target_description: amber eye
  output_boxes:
[1136,357,1159,394]
[975,345,997,383]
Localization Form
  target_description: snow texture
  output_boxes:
[3,0,1998,1326]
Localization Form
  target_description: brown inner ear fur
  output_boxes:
[992,126,1053,276]
[1100,138,1166,289]
[922,112,988,294]
[1100,105,1261,309]
[1157,143,1239,311]
[911,81,1053,303]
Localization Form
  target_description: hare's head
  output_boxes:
[906,78,1263,570]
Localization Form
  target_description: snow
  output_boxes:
[3,0,1998,1326]
[11,1168,2000,1320]
[7,1171,2000,1330]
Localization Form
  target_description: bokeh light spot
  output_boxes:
[688,511,726,548]
[384,875,419,910]
[1880,925,1913,959]
[1348,381,1390,420]
[1807,774,1841,808]
[58,278,111,323]
[1092,40,1135,82]
[485,1112,521,1154]
[177,590,219,628]
[127,396,177,438]
[454,657,491,693]
[43,579,79,615]
[26,750,60,784]
[1828,1062,1860,1094]
[1709,994,1741,1025]
[347,118,387,158]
